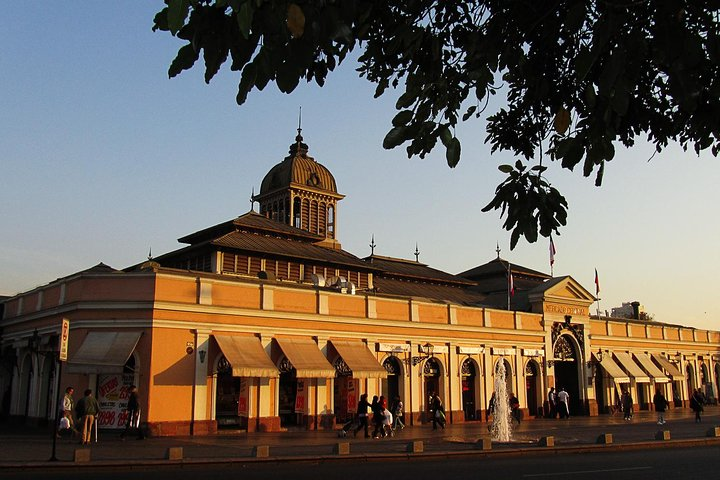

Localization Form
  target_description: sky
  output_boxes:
[2,4,719,331]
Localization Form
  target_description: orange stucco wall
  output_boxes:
[648,326,663,339]
[65,277,156,303]
[418,304,447,324]
[455,307,484,327]
[665,328,680,341]
[155,277,197,304]
[630,325,646,338]
[212,283,261,309]
[148,328,196,422]
[487,310,514,329]
[680,329,694,341]
[327,294,365,317]
[589,320,607,336]
[375,299,410,322]
[519,314,543,331]
[273,289,316,314]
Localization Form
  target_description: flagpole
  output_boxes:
[507,265,511,311]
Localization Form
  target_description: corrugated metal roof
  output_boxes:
[212,231,376,270]
[373,277,486,305]
[365,255,475,286]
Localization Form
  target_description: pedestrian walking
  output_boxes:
[691,388,705,422]
[486,391,496,422]
[621,390,633,420]
[509,392,522,425]
[556,387,570,419]
[354,393,371,438]
[391,395,405,431]
[430,392,445,429]
[371,395,383,438]
[75,389,100,445]
[653,389,667,425]
[120,385,145,440]
[57,386,78,438]
[546,387,556,418]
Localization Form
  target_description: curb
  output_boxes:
[3,436,720,471]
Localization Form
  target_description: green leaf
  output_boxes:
[167,0,190,36]
[446,137,461,168]
[169,44,199,78]
[438,124,452,147]
[383,126,407,149]
[498,164,514,173]
[391,110,414,127]
[236,1,254,40]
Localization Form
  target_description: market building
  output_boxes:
[2,132,719,435]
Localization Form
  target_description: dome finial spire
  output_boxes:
[289,106,309,156]
[296,106,303,143]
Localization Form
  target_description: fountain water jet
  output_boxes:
[490,358,512,442]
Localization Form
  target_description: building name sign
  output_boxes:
[523,349,545,357]
[545,304,588,316]
[457,346,484,355]
[377,343,410,353]
[492,348,516,356]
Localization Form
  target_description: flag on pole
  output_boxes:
[594,268,600,296]
[510,273,515,296]
[549,237,556,267]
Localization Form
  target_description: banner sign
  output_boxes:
[346,377,356,414]
[59,319,70,362]
[96,374,134,429]
[294,380,305,413]
[237,378,249,416]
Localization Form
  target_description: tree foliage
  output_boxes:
[153,0,720,248]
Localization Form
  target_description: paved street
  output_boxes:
[1,406,719,471]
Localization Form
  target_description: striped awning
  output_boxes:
[329,340,387,379]
[67,331,141,374]
[598,354,630,384]
[274,337,336,378]
[613,351,650,383]
[652,354,685,381]
[633,353,669,383]
[214,335,278,378]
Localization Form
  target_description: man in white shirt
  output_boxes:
[556,387,570,419]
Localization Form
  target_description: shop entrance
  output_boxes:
[460,359,476,420]
[278,358,299,427]
[423,358,441,422]
[525,360,540,417]
[215,356,241,427]
[381,356,402,404]
[552,334,582,415]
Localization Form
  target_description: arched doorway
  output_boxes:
[494,358,513,397]
[278,357,299,427]
[552,334,582,415]
[525,360,541,417]
[333,357,353,422]
[423,358,442,421]
[214,355,240,428]
[460,358,477,420]
[382,356,402,405]
[715,364,720,403]
[38,355,55,423]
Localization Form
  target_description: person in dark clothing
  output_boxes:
[75,389,100,445]
[621,390,633,421]
[371,395,385,438]
[653,389,668,425]
[430,392,445,430]
[354,393,371,438]
[120,385,145,440]
[691,388,705,422]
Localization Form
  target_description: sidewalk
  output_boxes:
[2,407,719,470]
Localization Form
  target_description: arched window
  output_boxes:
[327,205,335,238]
[293,198,302,228]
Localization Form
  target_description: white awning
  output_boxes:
[274,337,336,378]
[329,340,387,379]
[214,335,278,378]
[613,351,650,383]
[633,353,670,383]
[599,354,630,384]
[652,354,685,381]
[67,331,142,374]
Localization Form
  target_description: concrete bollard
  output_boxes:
[407,440,424,453]
[655,430,671,441]
[166,447,183,460]
[707,427,720,437]
[596,433,613,444]
[253,445,270,458]
[334,442,350,455]
[475,438,492,450]
[538,436,554,447]
[74,448,91,463]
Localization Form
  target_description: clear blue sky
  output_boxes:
[2,4,719,331]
